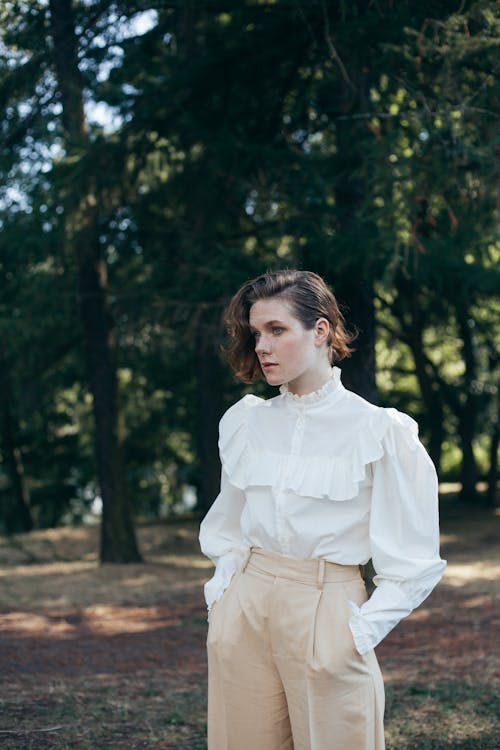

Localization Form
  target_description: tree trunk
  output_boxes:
[196,320,225,515]
[76,229,141,562]
[331,63,377,404]
[410,356,444,474]
[334,279,377,403]
[486,403,499,506]
[456,305,478,502]
[48,0,141,561]
[458,420,478,501]
[178,0,195,57]
[393,280,444,472]
[0,354,34,534]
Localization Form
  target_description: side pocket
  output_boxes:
[308,589,324,668]
[207,570,242,639]
[340,578,370,657]
[310,581,367,678]
[341,578,368,609]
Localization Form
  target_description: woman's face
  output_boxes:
[249,297,330,392]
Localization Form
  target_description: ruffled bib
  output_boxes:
[218,388,420,502]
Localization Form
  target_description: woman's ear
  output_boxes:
[314,318,330,347]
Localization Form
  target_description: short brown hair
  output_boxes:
[223,269,356,383]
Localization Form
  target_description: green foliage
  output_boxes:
[0,0,498,531]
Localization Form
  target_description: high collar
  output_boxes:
[279,366,345,409]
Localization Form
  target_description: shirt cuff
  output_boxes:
[348,579,416,654]
[203,548,250,612]
[348,601,377,655]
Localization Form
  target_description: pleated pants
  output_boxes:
[207,548,385,750]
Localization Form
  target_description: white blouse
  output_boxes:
[199,366,446,655]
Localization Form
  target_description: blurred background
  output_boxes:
[0,0,498,562]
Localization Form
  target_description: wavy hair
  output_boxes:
[223,269,356,383]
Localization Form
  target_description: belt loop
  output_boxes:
[317,558,326,589]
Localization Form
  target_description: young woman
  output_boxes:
[199,270,446,750]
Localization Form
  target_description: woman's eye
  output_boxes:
[253,331,261,339]
[272,327,283,335]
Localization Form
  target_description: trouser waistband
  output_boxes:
[244,547,362,589]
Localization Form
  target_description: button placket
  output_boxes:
[275,404,306,555]
[290,404,306,456]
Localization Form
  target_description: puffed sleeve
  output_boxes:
[348,409,447,655]
[198,395,261,612]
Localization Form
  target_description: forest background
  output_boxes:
[0,0,499,563]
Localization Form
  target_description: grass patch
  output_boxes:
[385,681,499,750]
[0,680,208,750]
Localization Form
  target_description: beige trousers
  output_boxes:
[207,548,385,750]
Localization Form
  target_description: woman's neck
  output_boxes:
[286,364,333,396]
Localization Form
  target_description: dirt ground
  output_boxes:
[0,502,498,750]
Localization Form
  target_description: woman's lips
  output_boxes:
[261,362,278,371]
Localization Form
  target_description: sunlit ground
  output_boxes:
[0,506,498,749]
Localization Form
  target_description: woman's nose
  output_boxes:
[255,335,271,354]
